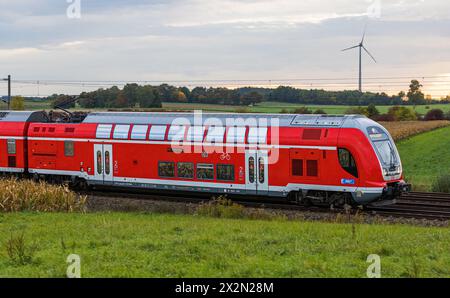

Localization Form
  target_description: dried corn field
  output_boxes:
[0,178,86,212]
[380,121,450,141]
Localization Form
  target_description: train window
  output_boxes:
[105,151,111,175]
[226,126,246,143]
[197,163,214,180]
[205,126,225,143]
[367,126,389,141]
[248,127,268,144]
[149,125,167,141]
[113,125,131,139]
[292,159,303,176]
[7,139,16,155]
[158,161,175,178]
[97,151,102,174]
[8,156,16,168]
[187,126,206,142]
[131,125,148,140]
[64,141,74,157]
[96,124,113,139]
[338,148,358,178]
[177,162,194,179]
[217,164,234,181]
[248,157,255,183]
[258,157,265,183]
[167,125,186,141]
[306,160,318,177]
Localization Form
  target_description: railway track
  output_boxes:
[83,189,450,221]
[365,192,450,220]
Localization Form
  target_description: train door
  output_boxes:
[94,144,113,183]
[245,150,269,195]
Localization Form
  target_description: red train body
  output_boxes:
[0,111,409,205]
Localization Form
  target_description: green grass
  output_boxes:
[397,125,450,191]
[0,212,448,277]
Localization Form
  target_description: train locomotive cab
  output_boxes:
[340,116,411,205]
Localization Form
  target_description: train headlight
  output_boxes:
[383,168,388,176]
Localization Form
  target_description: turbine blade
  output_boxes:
[361,23,367,44]
[341,45,359,51]
[362,45,377,63]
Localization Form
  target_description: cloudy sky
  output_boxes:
[0,0,449,97]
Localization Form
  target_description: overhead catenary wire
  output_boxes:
[2,75,450,97]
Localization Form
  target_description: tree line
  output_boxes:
[45,79,448,109]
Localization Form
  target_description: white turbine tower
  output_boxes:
[342,26,377,92]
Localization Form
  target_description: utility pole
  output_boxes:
[2,75,11,110]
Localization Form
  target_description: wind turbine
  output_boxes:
[342,27,377,92]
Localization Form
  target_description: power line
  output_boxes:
[11,75,450,84]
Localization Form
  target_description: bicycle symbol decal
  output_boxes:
[220,153,231,161]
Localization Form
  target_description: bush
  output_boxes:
[0,178,86,212]
[431,174,450,193]
[387,106,417,121]
[11,96,25,111]
[424,109,444,121]
[196,196,286,220]
[293,107,312,114]
[372,114,395,122]
[197,196,245,219]
[234,107,249,113]
[345,106,369,117]
[313,109,327,114]
[367,104,380,118]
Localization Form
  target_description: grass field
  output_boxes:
[0,212,448,278]
[397,125,450,190]
[2,100,450,115]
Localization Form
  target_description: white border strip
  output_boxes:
[0,136,25,140]
[0,167,24,173]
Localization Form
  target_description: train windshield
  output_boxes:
[373,140,397,166]
[367,126,398,167]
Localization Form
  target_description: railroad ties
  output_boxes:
[365,192,450,220]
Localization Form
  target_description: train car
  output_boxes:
[26,112,409,206]
[0,111,47,175]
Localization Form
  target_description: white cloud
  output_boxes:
[0,0,450,97]
[0,47,42,58]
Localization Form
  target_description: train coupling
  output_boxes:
[383,181,411,199]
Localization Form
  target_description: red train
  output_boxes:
[0,110,410,206]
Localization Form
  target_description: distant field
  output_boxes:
[380,121,450,141]
[0,100,51,110]
[2,100,450,115]
[397,125,450,191]
[162,102,450,114]
[0,212,449,277]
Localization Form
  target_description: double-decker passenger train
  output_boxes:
[0,110,410,206]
